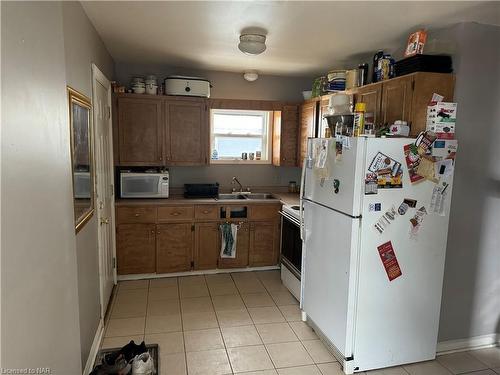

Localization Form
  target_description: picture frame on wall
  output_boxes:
[67,86,94,233]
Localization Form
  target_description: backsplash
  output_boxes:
[167,165,301,190]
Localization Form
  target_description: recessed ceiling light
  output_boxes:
[238,34,266,55]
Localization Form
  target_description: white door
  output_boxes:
[92,64,116,317]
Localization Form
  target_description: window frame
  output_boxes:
[209,108,273,165]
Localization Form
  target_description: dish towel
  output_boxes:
[220,223,238,258]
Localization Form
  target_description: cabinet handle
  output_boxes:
[151,230,155,234]
[157,231,160,234]
[159,156,162,161]
[203,210,210,214]
[134,213,140,217]
[171,212,180,216]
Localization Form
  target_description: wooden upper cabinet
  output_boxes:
[410,72,454,136]
[352,84,382,126]
[272,105,299,167]
[117,97,163,165]
[381,75,414,125]
[219,222,250,269]
[156,223,192,273]
[194,222,219,270]
[116,223,156,275]
[348,72,454,136]
[165,99,207,165]
[298,100,317,167]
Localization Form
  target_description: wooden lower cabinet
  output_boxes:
[116,224,156,275]
[248,221,280,267]
[116,203,281,275]
[194,222,220,270]
[219,222,250,269]
[156,223,193,273]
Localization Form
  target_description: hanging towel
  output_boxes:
[220,223,238,258]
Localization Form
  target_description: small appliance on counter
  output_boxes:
[184,183,219,199]
[164,76,211,98]
[120,169,169,198]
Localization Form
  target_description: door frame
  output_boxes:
[91,63,117,318]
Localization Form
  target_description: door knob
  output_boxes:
[100,218,109,225]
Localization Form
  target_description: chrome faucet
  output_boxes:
[232,176,243,193]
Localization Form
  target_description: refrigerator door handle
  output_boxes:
[299,157,307,241]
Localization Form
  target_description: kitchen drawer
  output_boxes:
[116,206,157,223]
[158,205,194,221]
[195,205,219,220]
[249,204,281,220]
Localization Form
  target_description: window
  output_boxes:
[210,109,272,164]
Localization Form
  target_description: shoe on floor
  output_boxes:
[132,352,155,375]
[104,340,147,365]
[90,357,130,375]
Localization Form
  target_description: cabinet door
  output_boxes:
[353,84,382,126]
[410,72,455,136]
[156,223,193,273]
[298,101,317,167]
[165,99,207,165]
[219,222,250,269]
[116,224,156,275]
[194,222,219,270]
[381,76,413,125]
[249,221,279,267]
[280,105,299,166]
[117,97,163,165]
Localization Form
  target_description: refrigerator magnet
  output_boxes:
[409,206,428,239]
[365,173,378,195]
[377,241,403,281]
[429,183,448,216]
[404,143,425,184]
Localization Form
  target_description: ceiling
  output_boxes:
[82,1,500,77]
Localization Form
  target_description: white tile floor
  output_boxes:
[102,270,500,375]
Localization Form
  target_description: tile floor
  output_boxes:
[101,270,500,375]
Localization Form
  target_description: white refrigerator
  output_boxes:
[300,137,455,373]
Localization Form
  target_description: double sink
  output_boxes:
[216,193,276,200]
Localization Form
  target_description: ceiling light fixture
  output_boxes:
[243,71,259,82]
[238,34,266,55]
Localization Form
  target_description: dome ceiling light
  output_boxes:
[238,34,267,55]
[243,71,259,82]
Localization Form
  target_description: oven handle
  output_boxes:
[279,211,301,227]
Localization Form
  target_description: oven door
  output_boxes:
[280,211,302,279]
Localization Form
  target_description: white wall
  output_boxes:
[61,1,115,368]
[115,63,312,102]
[1,2,82,373]
[436,22,500,342]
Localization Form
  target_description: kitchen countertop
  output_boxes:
[115,192,300,207]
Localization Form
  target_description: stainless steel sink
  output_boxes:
[244,193,276,200]
[216,193,277,200]
[217,193,247,200]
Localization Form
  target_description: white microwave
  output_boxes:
[120,172,169,198]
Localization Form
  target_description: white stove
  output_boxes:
[279,204,303,301]
[282,204,301,221]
